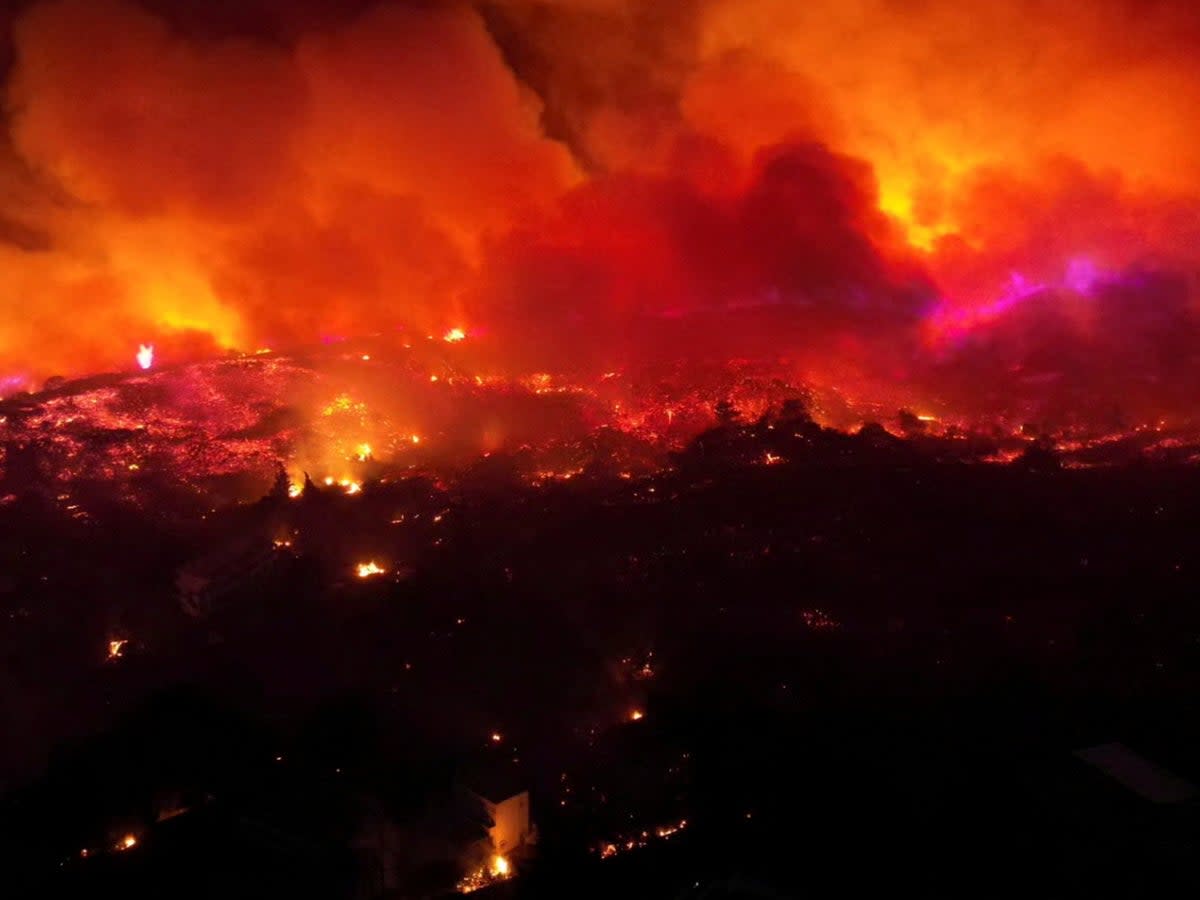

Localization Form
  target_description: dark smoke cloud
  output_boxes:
[475,138,932,370]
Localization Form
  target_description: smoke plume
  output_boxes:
[1,0,1198,422]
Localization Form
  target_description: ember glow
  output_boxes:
[457,854,514,894]
[596,818,689,860]
[355,561,386,579]
[8,9,1200,887]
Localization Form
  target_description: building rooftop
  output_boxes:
[457,759,527,806]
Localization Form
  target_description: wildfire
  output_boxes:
[0,0,1196,441]
[596,818,688,859]
[107,639,127,659]
[355,561,386,578]
[4,341,1188,523]
[629,708,644,722]
[322,394,367,417]
[115,834,137,851]
[801,608,840,630]
[458,855,513,893]
[323,476,363,495]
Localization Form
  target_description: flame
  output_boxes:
[458,854,515,893]
[1,0,1199,431]
[355,561,385,578]
[115,834,137,851]
[322,476,362,495]
[107,639,126,659]
[629,709,644,722]
[596,817,688,859]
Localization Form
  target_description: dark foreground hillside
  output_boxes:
[5,417,1200,898]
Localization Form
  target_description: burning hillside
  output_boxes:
[0,0,1197,431]
[4,338,1200,520]
[0,340,783,506]
[9,6,1200,897]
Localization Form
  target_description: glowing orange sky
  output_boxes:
[1,0,1198,416]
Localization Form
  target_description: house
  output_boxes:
[457,764,536,863]
[476,789,532,859]
[176,532,283,617]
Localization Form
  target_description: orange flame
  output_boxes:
[0,0,1197,428]
[355,561,386,578]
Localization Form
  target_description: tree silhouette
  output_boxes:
[714,398,740,427]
